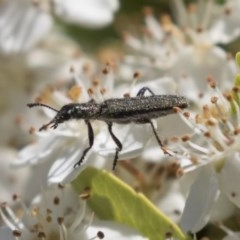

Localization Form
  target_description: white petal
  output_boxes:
[219,152,240,208]
[0,1,52,53]
[0,147,31,202]
[94,123,153,160]
[172,46,237,92]
[209,5,240,44]
[12,135,58,167]
[179,166,219,233]
[53,0,119,28]
[157,182,185,223]
[210,193,236,223]
[141,143,165,162]
[47,145,86,184]
[0,226,14,240]
[86,219,148,240]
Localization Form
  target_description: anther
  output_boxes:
[211,96,218,104]
[13,229,22,237]
[97,231,105,239]
[53,196,60,205]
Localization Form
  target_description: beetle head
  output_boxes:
[27,103,74,131]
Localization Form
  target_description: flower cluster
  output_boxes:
[1,0,240,239]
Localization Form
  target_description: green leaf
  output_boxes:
[234,74,240,87]
[72,167,189,240]
[236,52,240,68]
[231,74,240,115]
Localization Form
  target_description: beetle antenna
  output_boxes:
[27,103,59,113]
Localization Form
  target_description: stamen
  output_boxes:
[91,78,105,102]
[12,194,29,214]
[170,0,187,27]
[58,217,68,240]
[119,160,146,187]
[12,229,22,240]
[185,140,210,155]
[176,110,202,135]
[89,231,105,240]
[144,7,164,41]
[69,65,89,100]
[201,0,214,30]
[216,221,239,238]
[69,201,87,233]
[231,99,240,127]
[97,231,105,239]
[38,231,47,240]
[187,3,197,29]
[79,187,91,200]
[87,88,96,101]
[122,32,142,51]
[0,202,25,230]
[100,88,107,100]
[128,71,141,96]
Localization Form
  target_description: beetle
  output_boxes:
[27,87,188,170]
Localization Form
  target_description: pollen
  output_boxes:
[67,85,82,102]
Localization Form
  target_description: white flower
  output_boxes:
[13,64,176,184]
[86,219,148,240]
[156,181,185,223]
[0,0,119,54]
[173,46,237,104]
[121,11,182,81]
[52,0,119,28]
[179,165,219,233]
[169,80,240,233]
[171,0,240,45]
[12,63,107,184]
[0,0,52,54]
[12,60,188,183]
[0,55,33,145]
[121,1,239,99]
[0,32,82,147]
[0,147,31,203]
[0,185,147,240]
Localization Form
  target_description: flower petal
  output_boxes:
[53,0,119,28]
[0,1,52,53]
[0,226,14,240]
[94,123,153,160]
[209,4,240,44]
[47,142,88,184]
[86,219,148,240]
[219,152,240,208]
[179,165,219,233]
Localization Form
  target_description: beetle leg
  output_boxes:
[136,119,171,156]
[107,122,123,171]
[74,120,94,168]
[136,87,155,97]
[148,120,171,156]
